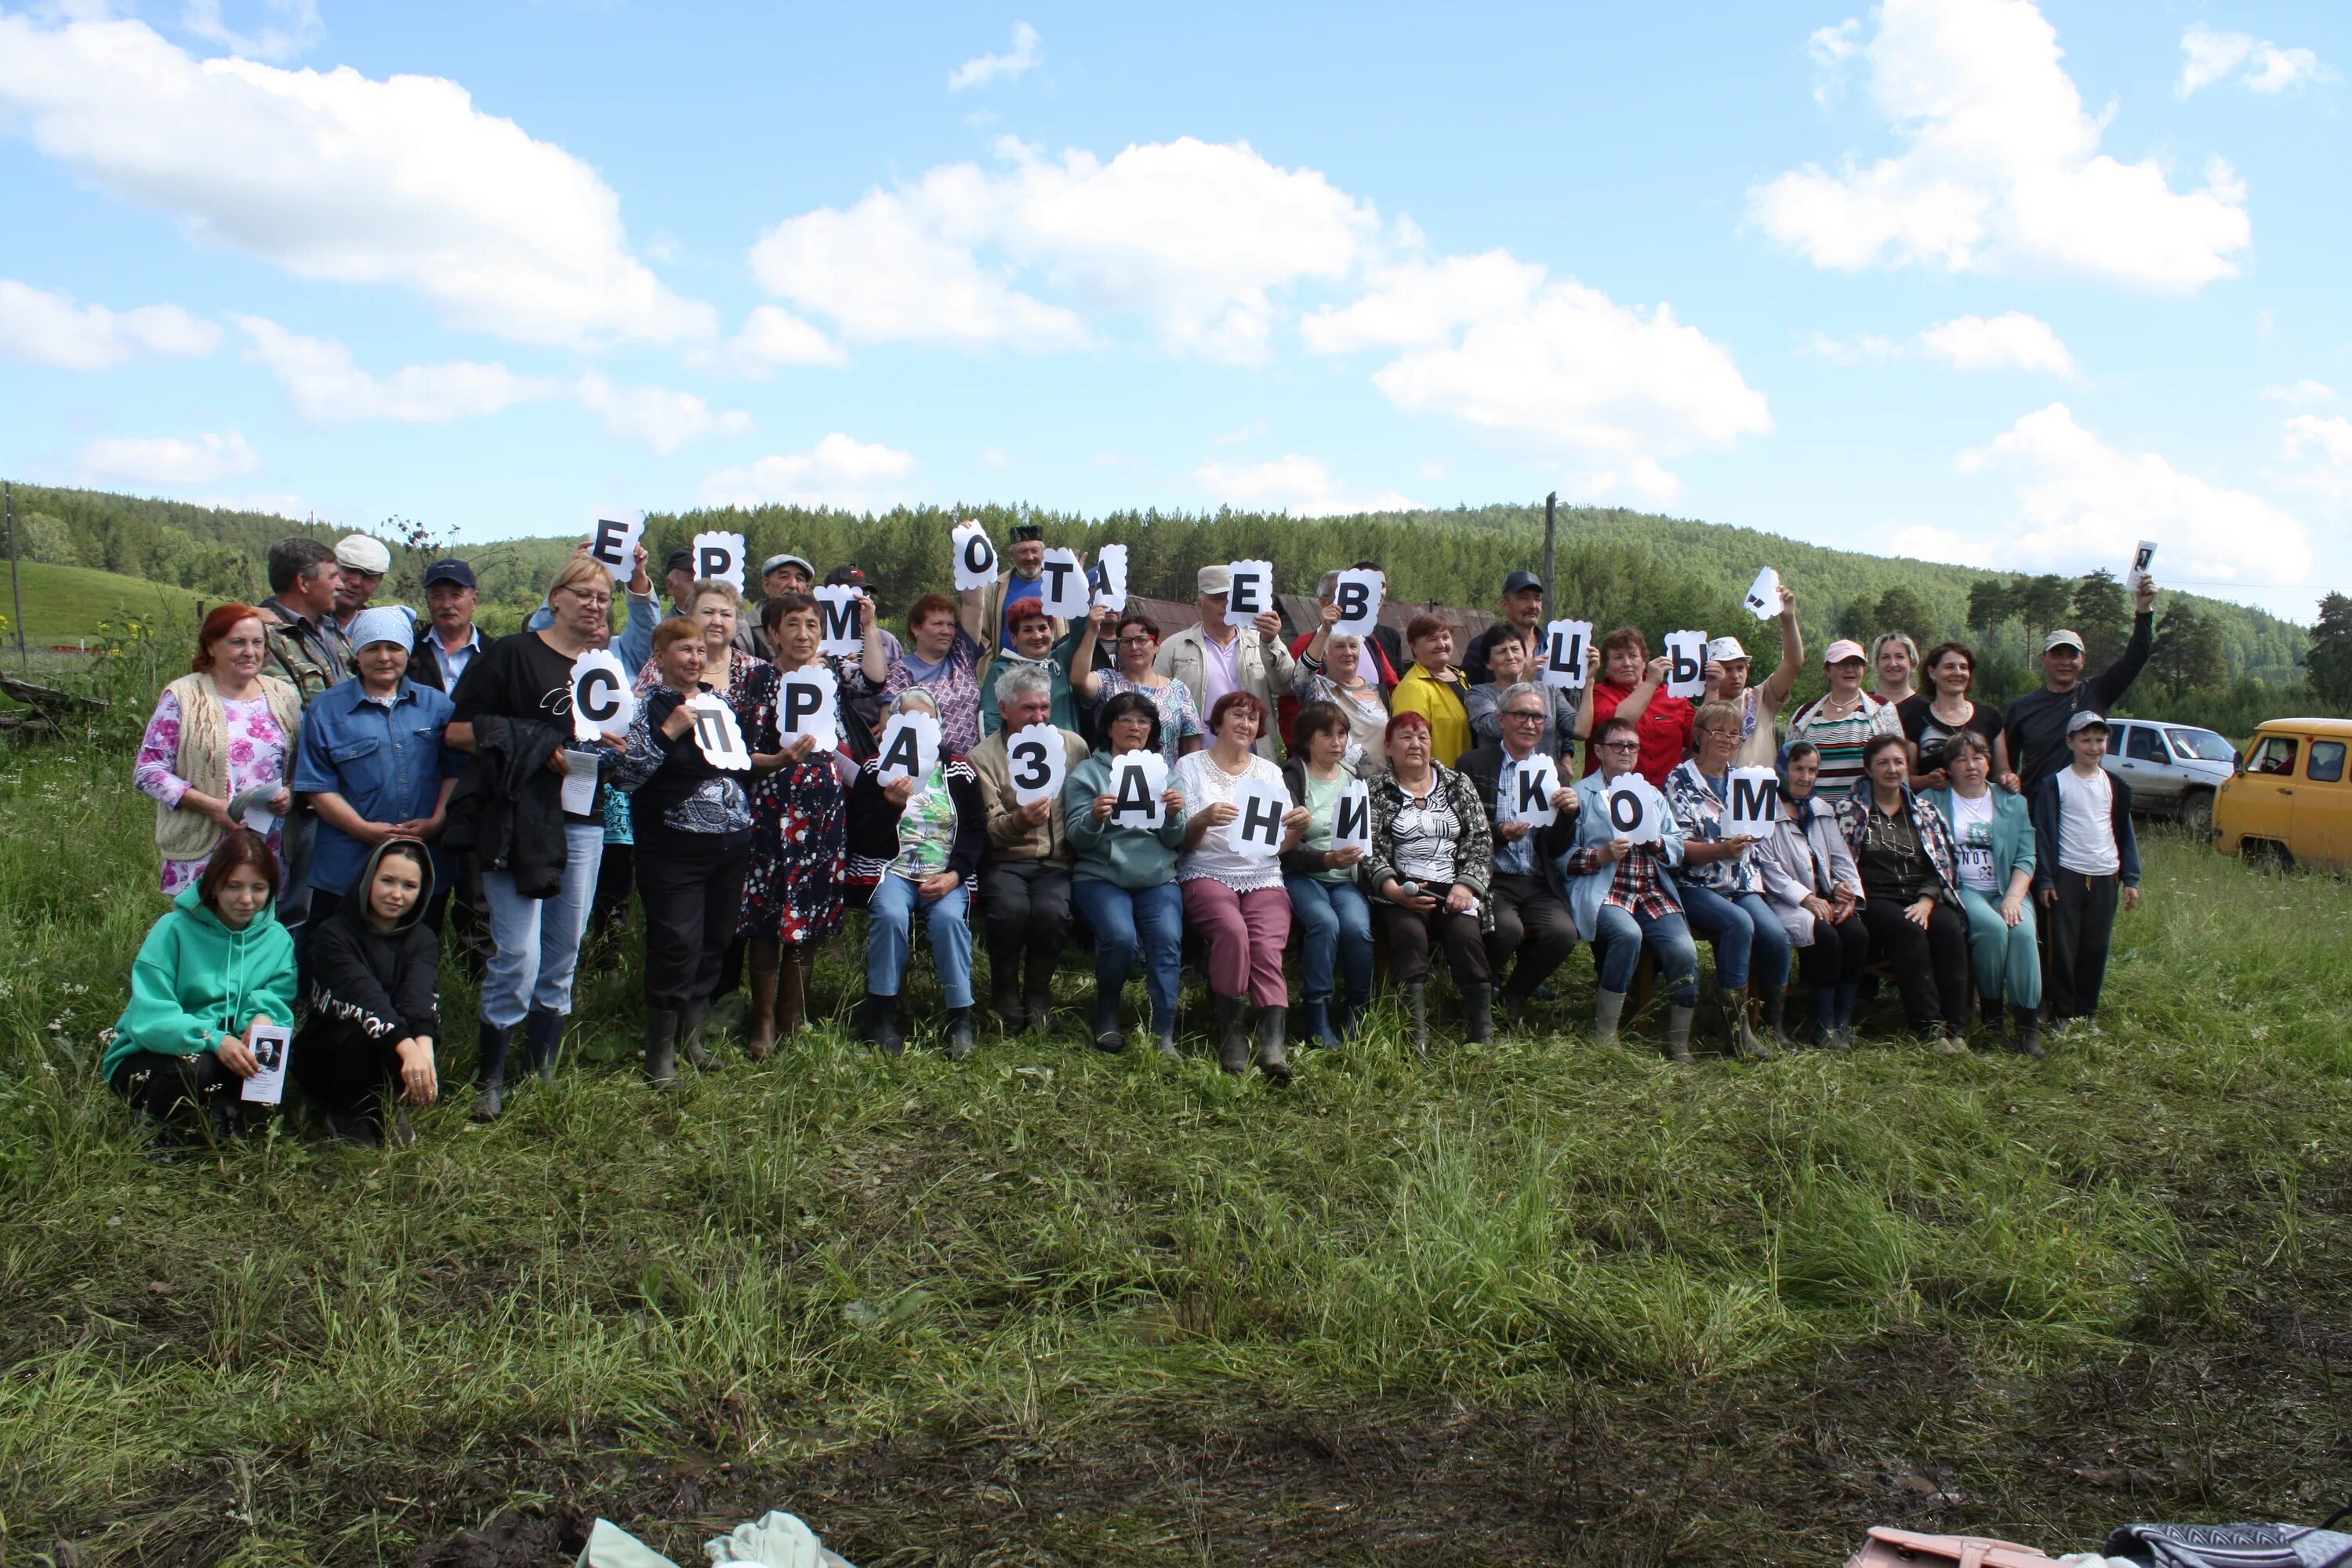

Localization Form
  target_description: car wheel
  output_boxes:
[2244,839,2294,874]
[2179,789,2214,836]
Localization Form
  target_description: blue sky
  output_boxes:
[2,0,2346,619]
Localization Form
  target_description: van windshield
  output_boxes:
[2165,727,2234,762]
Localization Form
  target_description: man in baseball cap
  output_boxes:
[1468,568,1547,686]
[412,558,489,693]
[2002,553,2160,799]
[332,534,393,633]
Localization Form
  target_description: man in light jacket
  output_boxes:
[1154,564,1294,762]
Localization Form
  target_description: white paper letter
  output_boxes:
[1724,767,1780,840]
[587,510,644,572]
[691,530,746,593]
[1038,547,1090,619]
[1228,775,1290,860]
[569,649,635,741]
[1744,567,1781,621]
[875,710,941,785]
[1225,560,1272,630]
[1507,755,1561,826]
[813,586,864,656]
[688,692,752,771]
[1605,780,1663,845]
[1332,569,1383,637]
[1106,750,1170,829]
[1007,722,1069,808]
[1541,619,1592,690]
[1664,630,1708,699]
[952,520,999,591]
[1092,543,1130,613]
[777,666,840,753]
[1331,780,1373,854]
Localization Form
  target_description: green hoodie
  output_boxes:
[105,884,299,1080]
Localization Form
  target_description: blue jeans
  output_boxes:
[1284,875,1374,1004]
[1679,884,1791,992]
[1072,877,1183,1028]
[480,821,605,1028]
[1592,904,1700,1007]
[866,873,975,1007]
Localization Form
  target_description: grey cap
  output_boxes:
[2043,628,2086,654]
[2066,710,2109,735]
[760,553,814,579]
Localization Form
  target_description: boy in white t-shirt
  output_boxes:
[2028,712,2143,1023]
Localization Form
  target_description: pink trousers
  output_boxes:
[1181,878,1292,1008]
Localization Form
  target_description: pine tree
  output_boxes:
[2071,569,2130,666]
[2309,592,2352,713]
[2149,601,2223,700]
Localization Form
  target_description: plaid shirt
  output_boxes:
[1563,839,1680,920]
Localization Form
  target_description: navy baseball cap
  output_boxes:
[663,548,695,575]
[1503,569,1544,595]
[422,557,476,590]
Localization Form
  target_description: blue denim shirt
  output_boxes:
[292,677,463,895]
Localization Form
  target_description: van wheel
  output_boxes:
[2243,839,2294,873]
[2179,789,2215,836]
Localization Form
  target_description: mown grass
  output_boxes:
[0,561,208,647]
[0,738,2346,1566]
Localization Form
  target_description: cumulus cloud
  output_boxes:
[79,430,261,485]
[1958,404,2312,590]
[2177,23,2334,97]
[0,13,713,346]
[1886,524,1994,567]
[180,0,321,63]
[2281,415,2352,503]
[1301,250,1769,503]
[0,278,221,370]
[575,373,753,456]
[699,434,919,511]
[949,21,1040,90]
[1193,455,1418,517]
[234,315,554,423]
[748,136,1379,361]
[1815,310,2076,374]
[1751,0,2251,292]
[2262,379,2336,406]
[724,304,849,374]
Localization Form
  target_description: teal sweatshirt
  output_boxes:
[1062,753,1188,888]
[105,884,299,1080]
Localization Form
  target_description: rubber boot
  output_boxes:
[1023,946,1058,1036]
[643,1008,680,1087]
[945,1005,976,1062]
[1336,988,1369,1043]
[1149,996,1181,1059]
[2012,1004,2045,1060]
[525,1008,563,1084]
[1832,981,1860,1050]
[1092,989,1126,1053]
[1406,982,1430,1057]
[745,956,779,1061]
[1254,1005,1293,1083]
[863,992,905,1056]
[679,998,718,1071]
[990,964,1024,1034]
[470,1020,511,1121]
[1594,989,1628,1044]
[1760,982,1791,1051]
[1214,994,1251,1074]
[1809,986,1839,1047]
[1499,983,1531,1033]
[1298,999,1334,1049]
[1664,1004,1696,1063]
[1720,987,1766,1060]
[1461,982,1494,1046]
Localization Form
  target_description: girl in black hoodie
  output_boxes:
[295,837,441,1145]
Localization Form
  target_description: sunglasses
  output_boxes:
[1601,740,1640,753]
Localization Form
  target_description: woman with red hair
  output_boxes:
[134,603,303,896]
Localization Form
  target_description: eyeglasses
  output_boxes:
[1697,727,1737,739]
[1116,634,1156,645]
[1601,740,1641,753]
[563,589,614,609]
[1503,710,1545,722]
[1110,713,1152,726]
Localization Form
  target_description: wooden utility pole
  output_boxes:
[1542,491,1557,622]
[5,481,24,661]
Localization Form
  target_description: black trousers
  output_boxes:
[2045,869,2121,1021]
[983,859,1072,988]
[633,823,752,1011]
[290,1032,401,1121]
[1796,911,1871,989]
[1486,871,1576,995]
[1386,904,1490,987]
[109,1049,240,1123]
[1857,897,1969,1032]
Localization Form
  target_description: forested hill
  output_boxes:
[5,482,2312,696]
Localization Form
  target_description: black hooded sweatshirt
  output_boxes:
[299,838,443,1065]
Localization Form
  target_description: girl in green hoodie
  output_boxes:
[107,829,297,1146]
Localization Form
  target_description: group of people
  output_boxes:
[107,524,2163,1149]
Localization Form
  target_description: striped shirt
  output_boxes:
[1785,691,1901,802]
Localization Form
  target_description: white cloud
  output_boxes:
[979,445,1011,469]
[1958,404,2312,592]
[2263,379,2337,407]
[949,21,1040,91]
[0,13,713,346]
[2281,415,2352,503]
[1751,0,2251,292]
[1887,523,1994,566]
[699,434,918,511]
[2177,23,2334,98]
[1808,18,1864,103]
[575,373,753,456]
[0,278,221,370]
[1916,311,2076,374]
[79,430,261,485]
[1194,455,1418,517]
[1302,251,1770,503]
[726,304,848,374]
[180,0,321,63]
[234,314,554,423]
[748,136,1379,361]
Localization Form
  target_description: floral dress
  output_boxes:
[735,658,849,948]
[1095,670,1203,768]
[134,689,291,895]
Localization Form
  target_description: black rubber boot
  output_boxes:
[1406,982,1430,1057]
[643,1008,680,1087]
[524,1008,563,1085]
[470,1020,512,1122]
[1498,984,1531,1033]
[1809,986,1838,1047]
[1149,997,1180,1059]
[1664,1004,1696,1063]
[1720,987,1766,1059]
[1023,946,1058,1035]
[1759,982,1790,1051]
[990,971,1024,1034]
[1461,982,1494,1045]
[1214,994,1251,1074]
[945,1005,976,1062]
[2012,1004,2045,1060]
[679,998,718,1071]
[863,992,905,1056]
[1092,989,1126,1053]
[1594,989,1628,1044]
[1254,1006,1293,1083]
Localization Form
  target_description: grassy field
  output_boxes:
[0,736,2346,1566]
[0,561,209,649]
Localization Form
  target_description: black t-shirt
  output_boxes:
[450,630,598,825]
[1897,694,2004,775]
[1855,801,1935,903]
